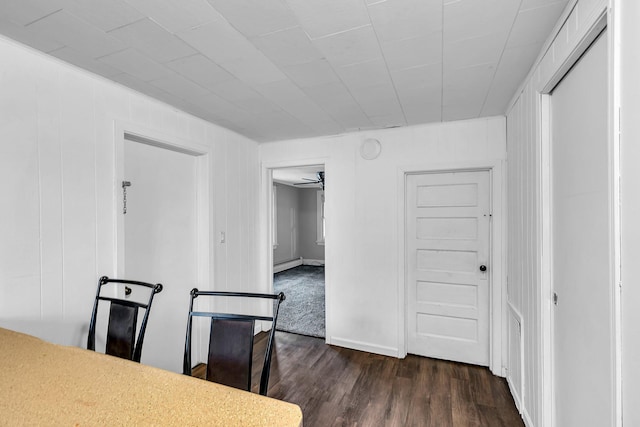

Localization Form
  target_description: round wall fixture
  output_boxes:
[360,138,382,160]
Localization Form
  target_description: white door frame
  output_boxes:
[538,10,621,427]
[114,121,211,285]
[260,157,329,342]
[113,121,212,361]
[397,160,506,376]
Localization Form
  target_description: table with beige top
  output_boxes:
[0,327,302,426]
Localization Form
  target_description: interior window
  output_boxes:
[316,190,325,245]
[272,185,278,248]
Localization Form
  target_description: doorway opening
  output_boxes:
[544,28,614,427]
[405,169,492,366]
[115,126,211,373]
[270,165,326,338]
[398,161,505,376]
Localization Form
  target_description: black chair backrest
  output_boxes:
[183,289,285,396]
[87,276,163,362]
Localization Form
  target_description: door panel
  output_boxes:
[124,139,197,373]
[551,30,612,427]
[407,170,490,366]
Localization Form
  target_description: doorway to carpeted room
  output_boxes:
[273,265,325,338]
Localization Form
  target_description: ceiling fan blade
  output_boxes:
[293,181,320,186]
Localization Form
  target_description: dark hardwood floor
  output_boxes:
[192,331,524,427]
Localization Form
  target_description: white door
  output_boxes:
[123,139,198,373]
[550,30,613,426]
[406,170,490,366]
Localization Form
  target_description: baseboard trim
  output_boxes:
[274,258,326,273]
[329,336,398,358]
[507,375,524,417]
[273,258,303,273]
[256,320,273,335]
[522,407,534,427]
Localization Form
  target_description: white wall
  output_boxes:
[273,182,301,264]
[620,0,640,425]
[0,35,260,357]
[505,0,611,425]
[260,117,506,357]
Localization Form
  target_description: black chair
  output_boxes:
[183,289,285,396]
[87,276,163,362]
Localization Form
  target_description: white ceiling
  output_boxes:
[0,0,569,142]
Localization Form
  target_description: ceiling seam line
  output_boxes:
[199,3,333,138]
[24,9,63,27]
[361,0,408,127]
[290,27,373,130]
[478,0,526,116]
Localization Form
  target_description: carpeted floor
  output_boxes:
[273,265,325,338]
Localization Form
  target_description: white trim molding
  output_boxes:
[113,120,212,365]
[330,337,397,358]
[260,157,330,341]
[113,121,211,289]
[273,258,303,274]
[535,7,618,427]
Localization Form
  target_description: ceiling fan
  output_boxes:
[294,171,325,190]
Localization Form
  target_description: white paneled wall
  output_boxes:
[0,35,260,352]
[506,82,540,426]
[505,0,609,425]
[260,117,506,358]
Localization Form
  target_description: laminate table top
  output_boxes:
[0,327,302,426]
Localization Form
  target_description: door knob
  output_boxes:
[479,265,487,272]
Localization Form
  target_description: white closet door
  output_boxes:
[551,30,613,427]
